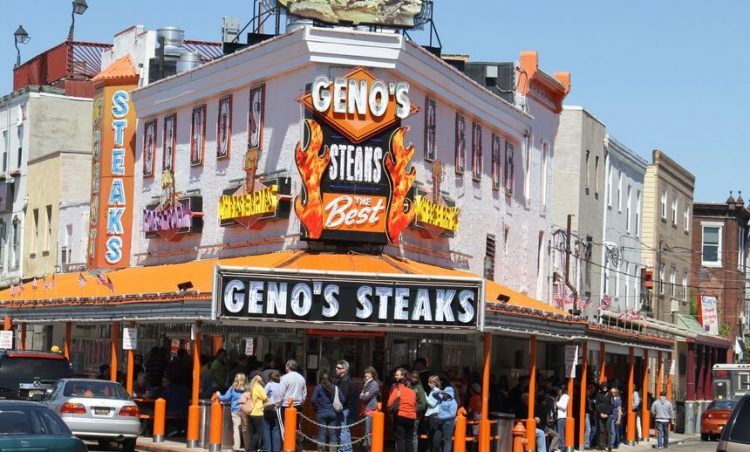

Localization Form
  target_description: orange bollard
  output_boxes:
[371,402,385,452]
[454,407,467,452]
[153,398,166,443]
[209,397,223,452]
[512,422,527,452]
[283,398,298,452]
[186,404,200,448]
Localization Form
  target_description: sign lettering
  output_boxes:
[414,195,460,233]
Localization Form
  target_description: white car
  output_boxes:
[44,379,140,452]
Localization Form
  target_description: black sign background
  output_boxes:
[214,268,483,331]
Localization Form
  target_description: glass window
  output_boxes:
[660,189,667,219]
[626,185,632,233]
[424,97,436,161]
[682,272,688,301]
[617,171,623,212]
[32,208,38,255]
[726,397,750,444]
[659,263,665,295]
[454,113,466,174]
[45,205,52,252]
[504,142,515,194]
[16,125,23,169]
[63,380,128,399]
[684,203,690,232]
[585,150,590,189]
[491,134,501,190]
[471,121,482,180]
[669,268,676,297]
[671,195,678,225]
[702,225,722,265]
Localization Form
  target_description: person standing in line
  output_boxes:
[311,372,340,451]
[650,391,673,449]
[217,373,247,452]
[585,384,597,449]
[632,386,641,442]
[425,376,442,452]
[609,388,622,450]
[555,387,569,449]
[275,358,307,449]
[334,360,358,452]
[360,367,381,451]
[595,383,613,451]
[388,368,417,452]
[263,371,282,452]
[211,348,228,392]
[410,370,428,452]
[437,386,458,452]
[242,374,267,452]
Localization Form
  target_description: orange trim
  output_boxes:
[6,352,65,359]
[517,50,570,113]
[306,329,384,338]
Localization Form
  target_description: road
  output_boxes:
[666,440,716,451]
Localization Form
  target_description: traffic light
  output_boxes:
[642,268,654,289]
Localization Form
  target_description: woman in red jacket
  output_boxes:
[388,368,417,452]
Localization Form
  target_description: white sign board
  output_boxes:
[565,345,579,378]
[701,296,719,335]
[122,327,137,351]
[0,330,13,349]
[245,337,254,356]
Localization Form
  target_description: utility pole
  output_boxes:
[565,214,579,313]
[656,235,663,321]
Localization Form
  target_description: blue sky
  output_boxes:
[2,1,747,202]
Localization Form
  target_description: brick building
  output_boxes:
[691,193,750,360]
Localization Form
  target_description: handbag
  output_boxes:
[240,391,255,415]
[333,386,344,413]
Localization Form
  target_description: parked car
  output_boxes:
[0,399,87,451]
[44,379,140,452]
[0,350,74,400]
[717,394,750,451]
[701,399,737,440]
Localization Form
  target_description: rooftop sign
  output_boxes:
[278,0,424,28]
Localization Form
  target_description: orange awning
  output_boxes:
[484,279,569,316]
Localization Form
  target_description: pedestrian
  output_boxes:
[312,371,340,452]
[241,374,267,452]
[539,391,560,452]
[632,386,641,442]
[276,358,307,449]
[217,372,247,452]
[437,386,458,452]
[410,370,428,452]
[263,370,282,452]
[586,384,597,449]
[334,360,358,452]
[555,387,569,449]
[388,368,417,452]
[595,383,613,451]
[608,388,622,450]
[650,391,673,449]
[211,348,228,392]
[425,375,442,452]
[360,367,381,451]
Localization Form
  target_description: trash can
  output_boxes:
[684,401,696,435]
[675,400,685,433]
[198,399,212,448]
[222,402,234,448]
[493,413,515,452]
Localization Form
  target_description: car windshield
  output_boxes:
[0,356,73,381]
[709,400,737,410]
[63,381,129,399]
[0,406,72,435]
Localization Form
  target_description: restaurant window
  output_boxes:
[702,224,722,266]
[660,189,667,220]
[454,113,466,174]
[424,97,436,161]
[484,234,496,281]
[217,95,232,159]
[471,121,482,181]
[504,141,514,194]
[190,105,206,166]
[491,134,501,190]
[45,205,52,253]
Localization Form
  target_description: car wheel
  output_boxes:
[122,438,137,452]
[700,433,709,441]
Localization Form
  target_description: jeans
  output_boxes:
[317,411,340,450]
[412,418,419,452]
[428,415,441,452]
[656,421,669,448]
[596,416,609,450]
[263,410,281,452]
[535,428,547,452]
[364,413,373,450]
[608,418,619,448]
[584,414,591,448]
[339,408,352,452]
[440,420,455,452]
[557,418,566,448]
[394,416,415,452]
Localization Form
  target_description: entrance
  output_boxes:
[305,330,384,384]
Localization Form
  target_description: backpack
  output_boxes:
[332,386,344,412]
[240,391,255,415]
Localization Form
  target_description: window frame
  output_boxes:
[248,84,265,152]
[701,222,723,267]
[162,114,177,172]
[423,96,437,161]
[471,121,482,181]
[626,185,632,233]
[684,202,690,232]
[617,171,623,212]
[660,189,667,220]
[217,95,233,160]
[142,118,157,177]
[190,104,207,166]
[491,133,501,191]
[671,194,679,225]
[504,141,515,195]
[454,112,466,175]
[541,141,549,207]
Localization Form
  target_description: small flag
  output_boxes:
[96,272,107,285]
[78,273,87,289]
[9,285,15,297]
[18,281,24,292]
[31,277,38,290]
[106,276,114,295]
[50,274,55,289]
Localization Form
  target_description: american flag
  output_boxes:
[78,273,87,289]
[31,277,38,290]
[96,272,107,286]
[576,296,589,310]
[49,274,55,289]
[106,276,115,295]
[601,295,612,309]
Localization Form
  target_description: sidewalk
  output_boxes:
[135,433,704,452]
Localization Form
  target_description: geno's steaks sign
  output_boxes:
[213,267,483,330]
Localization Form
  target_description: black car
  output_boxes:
[717,394,750,452]
[0,350,74,400]
[0,400,87,451]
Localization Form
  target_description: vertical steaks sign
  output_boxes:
[213,267,483,330]
[295,67,419,244]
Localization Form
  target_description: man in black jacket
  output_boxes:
[334,360,359,452]
[595,382,613,451]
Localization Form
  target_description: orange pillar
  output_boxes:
[110,321,119,382]
[3,314,10,331]
[212,335,223,355]
[187,321,202,448]
[209,397,223,451]
[578,342,589,448]
[641,349,650,442]
[626,346,636,445]
[565,372,575,450]
[480,333,491,452]
[666,354,673,432]
[64,322,72,360]
[282,398,297,452]
[125,321,135,396]
[656,351,664,398]
[526,335,537,452]
[599,342,606,383]
[153,397,166,442]
[371,403,385,452]
[19,323,25,350]
[454,408,467,452]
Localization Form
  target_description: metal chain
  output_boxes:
[297,430,368,449]
[297,412,368,430]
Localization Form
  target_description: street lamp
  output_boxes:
[13,25,30,68]
[67,0,88,41]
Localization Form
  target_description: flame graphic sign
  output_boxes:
[294,120,329,239]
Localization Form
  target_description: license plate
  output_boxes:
[94,408,110,415]
[27,390,43,398]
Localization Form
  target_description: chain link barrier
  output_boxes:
[297,429,368,450]
[295,411,370,450]
[297,411,368,431]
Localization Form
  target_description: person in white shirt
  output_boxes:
[276,359,307,409]
[556,387,570,449]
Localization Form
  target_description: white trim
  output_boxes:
[701,221,723,268]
